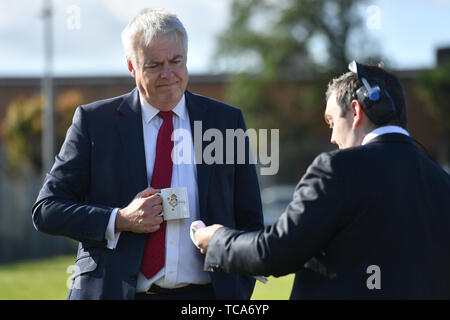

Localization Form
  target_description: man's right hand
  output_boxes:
[115,187,163,233]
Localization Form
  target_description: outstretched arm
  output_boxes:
[196,152,347,277]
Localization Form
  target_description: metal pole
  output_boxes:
[41,0,54,177]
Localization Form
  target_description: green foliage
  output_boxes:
[1,90,84,173]
[416,62,450,135]
[2,95,44,172]
[416,62,450,166]
[217,0,368,76]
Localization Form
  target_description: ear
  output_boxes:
[127,58,137,79]
[350,99,364,129]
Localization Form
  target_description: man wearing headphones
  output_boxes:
[195,62,450,299]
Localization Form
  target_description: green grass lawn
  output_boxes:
[0,255,294,300]
[0,255,74,300]
[251,274,294,300]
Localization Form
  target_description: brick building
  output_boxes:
[0,57,448,262]
[0,68,442,171]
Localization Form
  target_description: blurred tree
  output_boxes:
[217,0,368,77]
[1,90,84,173]
[416,62,450,169]
[215,0,379,183]
[55,89,84,142]
[2,95,43,172]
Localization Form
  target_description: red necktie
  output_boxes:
[140,111,174,279]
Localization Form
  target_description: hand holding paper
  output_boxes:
[191,220,223,254]
[190,220,268,284]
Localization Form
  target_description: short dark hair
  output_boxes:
[326,63,408,129]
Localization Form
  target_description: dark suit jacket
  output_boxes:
[32,88,263,300]
[205,133,450,299]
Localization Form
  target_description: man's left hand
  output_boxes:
[194,224,224,254]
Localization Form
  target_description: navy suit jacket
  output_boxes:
[205,134,450,299]
[32,88,264,300]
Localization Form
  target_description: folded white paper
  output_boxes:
[190,220,206,249]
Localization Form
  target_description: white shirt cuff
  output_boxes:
[105,208,121,249]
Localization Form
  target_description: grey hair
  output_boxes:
[121,8,188,65]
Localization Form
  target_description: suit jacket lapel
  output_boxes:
[115,88,148,196]
[185,91,213,220]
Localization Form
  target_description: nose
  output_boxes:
[160,63,174,79]
[330,130,336,145]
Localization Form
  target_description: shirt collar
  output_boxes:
[362,125,410,145]
[140,93,187,124]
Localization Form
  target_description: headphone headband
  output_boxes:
[348,61,380,101]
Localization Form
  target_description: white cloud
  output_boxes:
[102,0,153,23]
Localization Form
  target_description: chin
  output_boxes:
[158,94,182,109]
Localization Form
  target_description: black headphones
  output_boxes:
[348,61,397,126]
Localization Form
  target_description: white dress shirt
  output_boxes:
[362,125,410,145]
[105,93,211,292]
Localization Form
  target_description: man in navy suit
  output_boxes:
[32,8,263,300]
[195,63,450,299]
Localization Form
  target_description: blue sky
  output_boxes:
[371,0,450,68]
[0,0,449,77]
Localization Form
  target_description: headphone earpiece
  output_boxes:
[356,84,396,125]
[348,61,397,126]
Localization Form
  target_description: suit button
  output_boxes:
[130,274,137,281]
